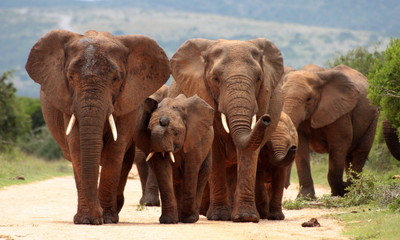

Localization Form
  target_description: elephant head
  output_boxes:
[267,112,298,167]
[145,94,214,162]
[170,38,283,150]
[25,30,170,224]
[282,66,360,129]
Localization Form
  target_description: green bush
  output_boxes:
[368,38,400,131]
[18,126,63,160]
[327,44,383,76]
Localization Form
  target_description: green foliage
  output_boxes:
[368,39,400,132]
[326,44,383,76]
[285,170,400,210]
[0,147,72,188]
[18,127,63,161]
[283,197,309,210]
[0,71,31,149]
[337,210,400,240]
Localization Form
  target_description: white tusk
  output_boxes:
[221,113,230,134]
[108,114,118,141]
[66,114,76,135]
[145,152,155,162]
[169,152,175,163]
[251,115,257,129]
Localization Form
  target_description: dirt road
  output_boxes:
[0,170,348,240]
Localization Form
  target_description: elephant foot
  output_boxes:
[180,213,199,223]
[73,208,103,225]
[297,187,316,200]
[331,182,350,197]
[140,194,160,207]
[207,205,231,221]
[267,210,285,220]
[231,204,259,223]
[103,210,119,224]
[159,214,178,224]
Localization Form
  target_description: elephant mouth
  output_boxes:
[145,151,176,163]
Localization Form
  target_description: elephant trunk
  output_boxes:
[75,89,110,204]
[223,76,271,150]
[271,145,297,167]
[382,119,400,161]
[282,99,303,129]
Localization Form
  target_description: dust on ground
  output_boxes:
[0,168,348,240]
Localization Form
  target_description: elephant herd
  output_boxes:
[25,29,396,225]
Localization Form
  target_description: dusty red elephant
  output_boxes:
[170,38,284,222]
[282,64,378,198]
[25,30,170,224]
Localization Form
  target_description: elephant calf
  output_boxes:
[144,94,214,223]
[256,112,298,220]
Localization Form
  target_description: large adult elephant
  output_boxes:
[170,38,284,222]
[382,119,400,161]
[25,30,170,224]
[282,64,378,198]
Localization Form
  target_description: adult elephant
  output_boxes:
[170,38,284,222]
[25,30,170,224]
[382,119,400,161]
[282,64,378,198]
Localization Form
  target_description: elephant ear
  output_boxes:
[182,94,215,153]
[25,30,80,113]
[248,38,284,114]
[311,70,360,128]
[114,35,170,116]
[170,39,216,109]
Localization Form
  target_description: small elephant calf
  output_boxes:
[145,94,214,223]
[256,112,298,220]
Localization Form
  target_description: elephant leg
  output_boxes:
[347,112,377,178]
[180,157,201,223]
[149,157,178,224]
[232,149,260,223]
[98,141,128,224]
[207,142,231,221]
[199,183,210,216]
[116,146,135,213]
[195,153,212,217]
[268,166,287,220]
[295,133,315,199]
[255,169,269,219]
[136,150,160,206]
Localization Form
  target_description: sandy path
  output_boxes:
[0,170,348,240]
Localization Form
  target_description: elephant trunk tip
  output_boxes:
[261,115,271,126]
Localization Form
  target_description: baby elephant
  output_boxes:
[256,112,298,220]
[145,94,214,223]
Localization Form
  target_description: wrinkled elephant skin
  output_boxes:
[282,64,378,198]
[25,30,170,224]
[170,38,284,222]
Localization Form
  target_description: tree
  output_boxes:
[326,44,383,76]
[368,39,400,131]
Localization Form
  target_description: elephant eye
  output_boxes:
[212,75,219,83]
[306,97,312,102]
[113,76,118,82]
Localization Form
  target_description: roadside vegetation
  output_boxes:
[0,70,70,188]
[285,41,400,240]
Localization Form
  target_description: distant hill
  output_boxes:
[2,0,399,35]
[0,1,397,97]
